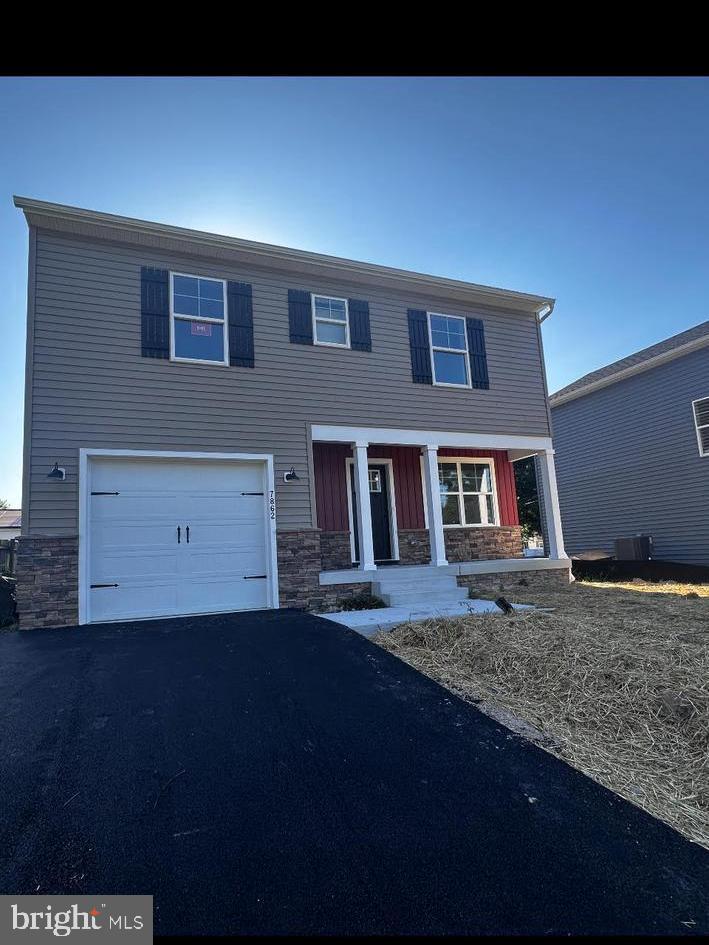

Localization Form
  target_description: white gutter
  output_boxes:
[537,301,555,323]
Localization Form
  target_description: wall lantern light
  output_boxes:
[283,466,300,483]
[47,462,66,481]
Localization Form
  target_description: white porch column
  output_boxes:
[422,446,448,567]
[352,441,376,571]
[536,447,567,560]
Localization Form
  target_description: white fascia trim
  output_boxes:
[13,196,553,314]
[311,424,553,452]
[78,448,278,625]
[550,333,709,407]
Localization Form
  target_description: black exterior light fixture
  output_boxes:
[47,462,66,481]
[284,466,300,483]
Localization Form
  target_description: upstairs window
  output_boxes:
[312,295,350,348]
[170,272,228,364]
[693,397,709,456]
[428,313,470,386]
[438,459,497,526]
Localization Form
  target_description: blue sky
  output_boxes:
[1,76,708,506]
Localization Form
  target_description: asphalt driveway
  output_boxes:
[0,610,707,936]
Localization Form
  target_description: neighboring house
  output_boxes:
[0,509,22,540]
[550,321,709,565]
[14,196,569,630]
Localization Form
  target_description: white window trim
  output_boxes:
[169,271,229,366]
[437,456,499,528]
[427,311,471,388]
[692,397,709,457]
[311,294,351,349]
[78,449,278,626]
[345,457,400,563]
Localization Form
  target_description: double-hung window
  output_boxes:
[438,459,498,526]
[170,272,228,365]
[693,397,709,456]
[428,313,470,387]
[312,294,350,348]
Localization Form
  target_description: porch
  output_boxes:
[311,423,569,595]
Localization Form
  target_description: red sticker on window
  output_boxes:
[191,323,212,336]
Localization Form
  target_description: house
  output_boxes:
[0,509,22,540]
[13,196,570,630]
[550,321,709,565]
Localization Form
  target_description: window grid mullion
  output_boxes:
[456,463,465,525]
[173,314,224,325]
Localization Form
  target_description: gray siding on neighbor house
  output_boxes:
[26,228,551,536]
[551,345,709,565]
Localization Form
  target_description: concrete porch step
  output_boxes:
[372,574,458,596]
[380,587,469,607]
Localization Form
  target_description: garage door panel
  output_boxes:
[91,458,264,492]
[178,576,268,613]
[91,550,180,582]
[184,521,264,546]
[90,582,180,623]
[174,494,264,519]
[90,523,180,554]
[87,456,273,623]
[187,548,267,578]
[90,494,183,523]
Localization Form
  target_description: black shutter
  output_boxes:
[227,281,254,368]
[141,267,169,359]
[466,317,489,389]
[407,309,432,384]
[348,298,371,351]
[288,289,313,344]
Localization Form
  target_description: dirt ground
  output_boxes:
[375,579,709,849]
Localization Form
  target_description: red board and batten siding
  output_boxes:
[313,443,519,531]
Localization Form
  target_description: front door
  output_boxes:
[351,463,393,563]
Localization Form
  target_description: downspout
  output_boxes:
[535,300,556,431]
[535,298,559,561]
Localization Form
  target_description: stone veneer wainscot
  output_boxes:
[15,536,79,629]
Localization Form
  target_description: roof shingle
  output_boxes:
[0,509,21,529]
[550,320,709,405]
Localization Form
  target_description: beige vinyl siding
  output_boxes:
[26,228,551,536]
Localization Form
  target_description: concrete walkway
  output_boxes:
[319,598,532,635]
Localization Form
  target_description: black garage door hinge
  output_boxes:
[244,575,267,580]
[241,492,264,496]
[90,583,119,589]
[91,491,120,496]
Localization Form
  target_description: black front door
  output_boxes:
[351,463,393,563]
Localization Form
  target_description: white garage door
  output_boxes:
[87,456,272,623]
